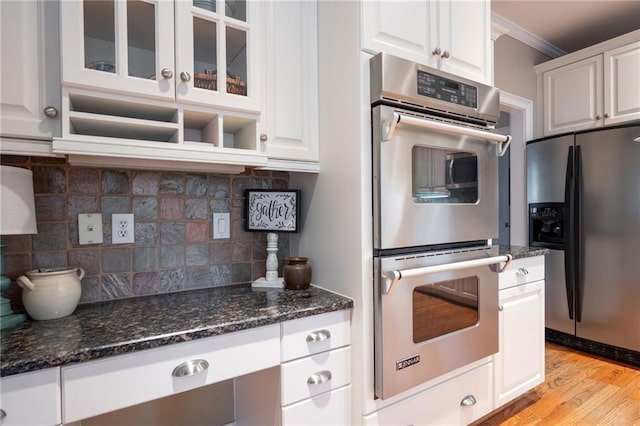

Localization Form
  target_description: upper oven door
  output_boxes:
[373,104,506,251]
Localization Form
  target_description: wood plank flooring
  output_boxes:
[475,342,640,426]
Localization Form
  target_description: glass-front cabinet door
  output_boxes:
[60,0,175,100]
[175,0,260,111]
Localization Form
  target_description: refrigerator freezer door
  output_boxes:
[575,124,640,352]
[527,134,575,335]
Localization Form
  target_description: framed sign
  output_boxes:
[245,189,300,232]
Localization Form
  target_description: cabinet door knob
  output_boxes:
[306,329,331,343]
[595,115,602,120]
[441,50,450,59]
[498,305,504,312]
[172,359,209,377]
[307,370,332,385]
[161,68,173,79]
[43,106,58,119]
[460,395,477,406]
[0,409,6,419]
[604,113,610,119]
[516,268,529,276]
[432,47,442,56]
[180,72,192,82]
[259,133,268,142]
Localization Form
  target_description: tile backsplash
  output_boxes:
[1,156,290,307]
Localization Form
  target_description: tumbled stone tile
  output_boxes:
[68,249,100,275]
[160,245,185,269]
[33,166,66,194]
[102,196,131,216]
[35,195,66,222]
[160,222,185,244]
[79,276,101,304]
[159,173,184,194]
[185,198,208,219]
[133,247,158,272]
[209,241,231,265]
[186,267,209,289]
[3,253,31,278]
[186,244,209,266]
[232,240,252,262]
[252,261,266,281]
[2,234,31,253]
[67,196,99,220]
[134,222,158,245]
[132,197,158,220]
[208,176,230,198]
[252,239,268,261]
[32,223,67,251]
[231,220,252,240]
[102,171,130,194]
[209,264,231,286]
[186,222,208,243]
[160,198,185,220]
[160,268,185,292]
[132,172,159,195]
[186,174,208,196]
[232,177,269,197]
[133,272,159,296]
[209,199,229,213]
[33,252,66,269]
[102,248,131,272]
[69,169,99,193]
[101,273,132,299]
[231,262,251,283]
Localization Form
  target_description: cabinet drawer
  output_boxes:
[0,368,61,426]
[362,362,493,426]
[281,346,351,406]
[499,256,545,290]
[281,385,351,425]
[62,324,279,423]
[281,310,350,361]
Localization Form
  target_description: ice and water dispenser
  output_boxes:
[529,203,564,250]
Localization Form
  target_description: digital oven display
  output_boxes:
[417,70,478,108]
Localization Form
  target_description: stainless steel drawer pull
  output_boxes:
[516,268,529,276]
[307,370,332,385]
[306,329,331,343]
[0,409,6,419]
[172,359,209,377]
[460,395,477,406]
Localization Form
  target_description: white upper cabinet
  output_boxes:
[361,0,491,84]
[536,30,640,137]
[0,0,61,150]
[258,0,319,170]
[60,0,260,112]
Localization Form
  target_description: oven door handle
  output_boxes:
[382,254,512,295]
[383,112,512,157]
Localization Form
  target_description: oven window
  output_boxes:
[412,146,478,203]
[413,276,479,343]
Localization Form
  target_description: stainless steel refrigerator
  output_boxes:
[526,123,640,364]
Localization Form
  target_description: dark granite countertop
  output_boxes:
[499,244,549,259]
[1,284,353,378]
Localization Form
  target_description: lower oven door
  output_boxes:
[374,249,506,399]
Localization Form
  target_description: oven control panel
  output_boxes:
[417,70,478,109]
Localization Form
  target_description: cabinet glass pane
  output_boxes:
[226,0,246,21]
[226,27,247,96]
[193,0,216,13]
[127,0,156,79]
[193,18,217,91]
[83,0,116,73]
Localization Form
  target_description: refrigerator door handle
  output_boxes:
[575,146,583,323]
[564,145,575,320]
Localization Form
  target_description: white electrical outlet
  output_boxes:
[213,213,230,239]
[78,213,103,245]
[112,213,135,244]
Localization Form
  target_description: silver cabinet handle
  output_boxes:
[306,329,331,343]
[172,359,209,377]
[461,395,477,406]
[595,115,602,120]
[604,113,610,118]
[516,267,529,276]
[161,68,173,79]
[43,106,58,119]
[0,408,6,419]
[432,46,442,56]
[259,133,268,142]
[180,71,191,82]
[307,370,332,385]
[498,305,504,312]
[441,50,450,59]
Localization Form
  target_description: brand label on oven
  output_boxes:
[396,354,421,370]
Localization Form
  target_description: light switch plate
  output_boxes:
[112,213,135,244]
[78,213,103,245]
[213,213,230,239]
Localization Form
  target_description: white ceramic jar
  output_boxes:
[17,267,84,320]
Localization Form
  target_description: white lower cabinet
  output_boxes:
[362,362,493,425]
[0,367,61,426]
[494,256,545,408]
[281,385,351,426]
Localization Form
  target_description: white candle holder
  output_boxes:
[252,232,284,289]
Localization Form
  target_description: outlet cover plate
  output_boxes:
[112,213,135,244]
[78,213,103,245]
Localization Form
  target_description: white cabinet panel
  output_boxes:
[604,41,640,125]
[362,362,493,426]
[62,325,280,423]
[499,255,545,290]
[281,385,351,426]
[0,368,61,426]
[281,310,350,362]
[0,0,61,143]
[495,280,545,407]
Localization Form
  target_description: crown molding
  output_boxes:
[491,12,566,58]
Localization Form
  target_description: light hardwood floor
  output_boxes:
[475,342,640,425]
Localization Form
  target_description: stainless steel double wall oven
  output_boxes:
[370,53,513,399]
